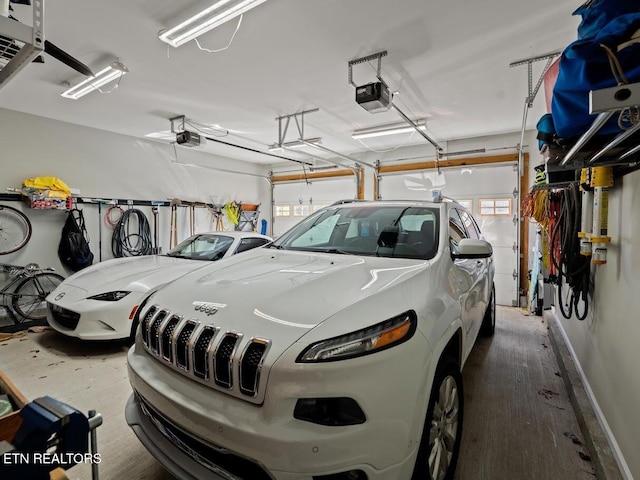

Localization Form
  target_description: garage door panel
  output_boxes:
[476,217,516,246]
[273,177,357,237]
[380,164,518,306]
[492,246,515,276]
[494,273,517,306]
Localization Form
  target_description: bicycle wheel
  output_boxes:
[0,205,32,255]
[11,273,65,322]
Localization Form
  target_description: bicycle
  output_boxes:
[0,205,32,255]
[1,263,64,323]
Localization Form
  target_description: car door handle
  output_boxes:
[476,260,483,267]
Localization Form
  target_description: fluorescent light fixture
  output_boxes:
[61,62,128,100]
[268,137,322,152]
[159,0,270,48]
[352,120,427,140]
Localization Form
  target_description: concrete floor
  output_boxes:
[0,306,596,480]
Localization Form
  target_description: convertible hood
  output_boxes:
[65,256,206,295]
[149,250,428,341]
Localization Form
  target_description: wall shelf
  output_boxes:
[544,82,640,179]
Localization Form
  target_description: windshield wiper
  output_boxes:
[323,248,354,255]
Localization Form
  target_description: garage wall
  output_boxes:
[0,108,271,276]
[553,169,639,479]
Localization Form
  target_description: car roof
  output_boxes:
[328,199,454,209]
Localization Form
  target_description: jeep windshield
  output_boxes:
[270,204,440,260]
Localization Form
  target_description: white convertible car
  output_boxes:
[126,199,495,480]
[45,231,271,341]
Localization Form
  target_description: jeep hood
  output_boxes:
[147,250,428,342]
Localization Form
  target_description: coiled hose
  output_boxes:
[550,184,590,320]
[112,209,153,257]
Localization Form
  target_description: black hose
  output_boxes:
[111,209,153,257]
[549,185,590,320]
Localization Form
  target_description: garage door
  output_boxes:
[378,163,518,306]
[272,177,358,237]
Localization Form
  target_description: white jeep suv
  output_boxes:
[126,199,495,480]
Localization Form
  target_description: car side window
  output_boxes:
[449,208,468,255]
[458,209,480,240]
[236,238,269,254]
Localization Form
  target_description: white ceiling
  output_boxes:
[0,0,580,165]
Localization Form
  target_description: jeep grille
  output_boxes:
[140,305,270,402]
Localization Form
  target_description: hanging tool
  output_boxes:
[169,199,181,248]
[189,204,195,236]
[97,202,103,262]
[151,204,160,254]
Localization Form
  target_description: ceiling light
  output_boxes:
[268,138,322,152]
[61,62,128,100]
[159,0,270,48]
[352,120,427,140]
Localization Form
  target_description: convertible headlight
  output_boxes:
[87,291,131,301]
[297,311,417,363]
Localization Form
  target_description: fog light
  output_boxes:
[294,398,365,426]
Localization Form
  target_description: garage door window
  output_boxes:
[293,204,311,216]
[479,198,511,216]
[275,205,291,217]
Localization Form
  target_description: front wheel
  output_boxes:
[480,283,496,336]
[11,273,65,321]
[413,357,464,480]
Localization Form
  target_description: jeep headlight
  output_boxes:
[87,291,131,301]
[297,311,417,363]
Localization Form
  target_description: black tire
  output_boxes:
[11,273,65,321]
[412,357,464,480]
[480,283,496,336]
[0,205,32,255]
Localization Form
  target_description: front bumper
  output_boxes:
[46,296,140,340]
[126,332,434,480]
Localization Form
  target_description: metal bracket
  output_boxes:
[509,50,561,107]
[348,50,388,88]
[272,108,319,147]
[590,82,640,114]
[169,115,186,133]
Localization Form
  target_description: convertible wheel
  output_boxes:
[480,283,496,336]
[413,358,463,480]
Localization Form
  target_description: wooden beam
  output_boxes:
[357,168,365,199]
[378,153,519,174]
[373,171,378,201]
[271,169,355,183]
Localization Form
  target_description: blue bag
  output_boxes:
[551,13,640,138]
[573,0,640,39]
[536,114,557,151]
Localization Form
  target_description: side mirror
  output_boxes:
[377,226,399,248]
[453,239,493,259]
